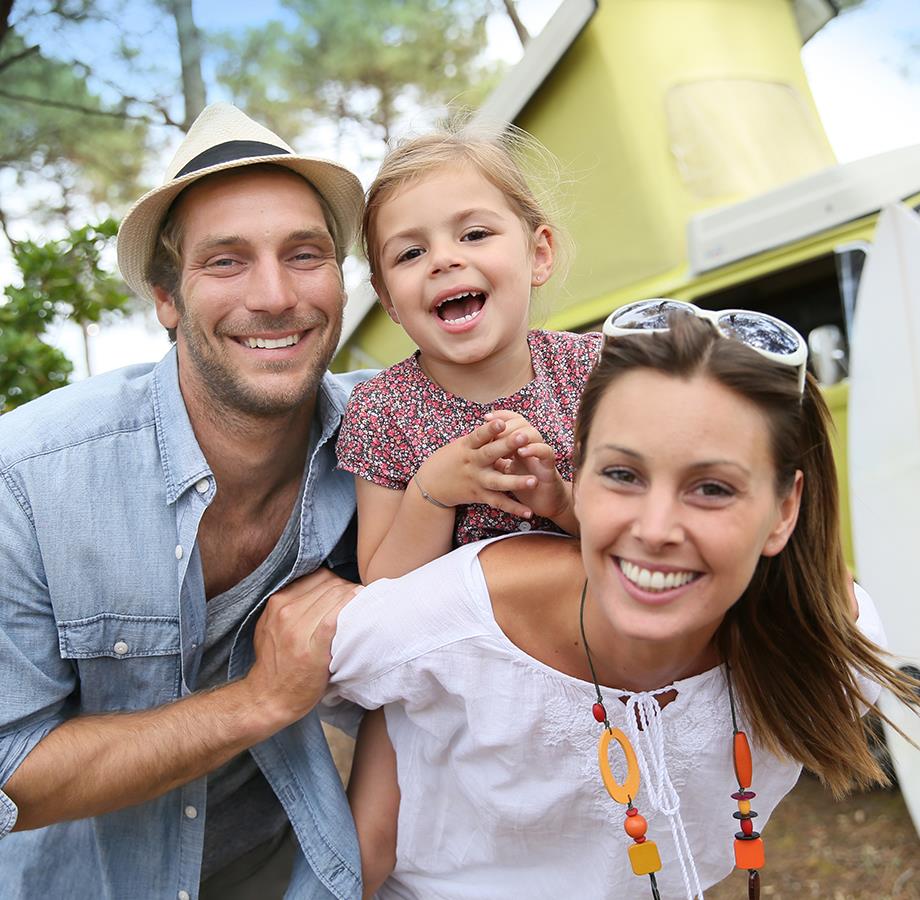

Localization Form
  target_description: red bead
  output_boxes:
[626,807,638,816]
[624,813,648,839]
[741,817,754,836]
[633,835,646,843]
[732,790,756,801]
[592,702,607,722]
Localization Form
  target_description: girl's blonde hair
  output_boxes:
[363,123,568,286]
[574,313,920,798]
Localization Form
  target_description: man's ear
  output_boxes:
[762,470,804,557]
[531,225,554,287]
[371,275,400,324]
[153,285,180,331]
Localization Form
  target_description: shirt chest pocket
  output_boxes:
[56,614,182,713]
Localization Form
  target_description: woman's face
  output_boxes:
[573,369,802,651]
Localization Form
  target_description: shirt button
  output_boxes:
[184,805,198,819]
[178,892,191,900]
[175,544,183,560]
[195,478,209,494]
[518,520,532,532]
[113,641,129,656]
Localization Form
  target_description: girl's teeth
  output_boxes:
[619,559,696,593]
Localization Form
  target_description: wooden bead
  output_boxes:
[592,702,607,723]
[628,839,662,876]
[741,817,754,836]
[738,799,752,815]
[734,836,765,870]
[598,728,641,806]
[733,732,753,789]
[624,813,648,839]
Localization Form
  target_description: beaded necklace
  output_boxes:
[579,581,766,900]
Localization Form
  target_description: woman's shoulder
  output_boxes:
[479,533,584,645]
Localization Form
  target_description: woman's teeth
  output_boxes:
[243,334,301,349]
[618,559,697,592]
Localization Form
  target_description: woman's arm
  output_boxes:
[348,708,400,898]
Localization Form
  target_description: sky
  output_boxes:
[13,0,920,377]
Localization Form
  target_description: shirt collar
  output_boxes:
[152,347,212,505]
[152,348,351,505]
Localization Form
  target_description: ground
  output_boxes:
[324,725,919,898]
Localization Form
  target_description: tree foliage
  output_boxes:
[0,219,130,411]
[216,0,504,148]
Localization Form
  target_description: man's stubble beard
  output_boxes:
[176,296,342,419]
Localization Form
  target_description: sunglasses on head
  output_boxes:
[602,298,808,395]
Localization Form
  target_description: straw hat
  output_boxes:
[117,103,364,302]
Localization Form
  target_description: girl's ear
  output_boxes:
[762,470,804,557]
[371,275,400,324]
[531,225,554,287]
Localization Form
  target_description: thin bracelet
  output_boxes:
[413,474,451,509]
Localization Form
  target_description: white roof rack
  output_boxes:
[687,143,920,274]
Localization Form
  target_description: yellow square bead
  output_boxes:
[628,840,662,876]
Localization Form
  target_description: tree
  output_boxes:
[0,219,131,412]
[216,0,505,151]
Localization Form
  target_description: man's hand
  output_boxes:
[413,418,541,519]
[245,569,362,728]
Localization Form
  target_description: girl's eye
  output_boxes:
[462,228,491,242]
[395,247,424,264]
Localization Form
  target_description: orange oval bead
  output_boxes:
[733,731,753,789]
[624,813,648,839]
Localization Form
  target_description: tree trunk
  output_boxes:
[1,0,15,49]
[501,0,530,49]
[165,0,206,130]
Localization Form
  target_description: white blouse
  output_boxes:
[327,535,886,899]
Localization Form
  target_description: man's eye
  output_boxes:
[210,258,237,268]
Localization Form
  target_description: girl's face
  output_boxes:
[371,164,553,377]
[574,369,802,654]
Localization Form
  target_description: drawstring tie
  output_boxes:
[625,692,705,900]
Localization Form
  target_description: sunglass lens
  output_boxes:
[613,300,690,330]
[717,312,800,355]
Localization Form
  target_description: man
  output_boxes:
[0,104,368,898]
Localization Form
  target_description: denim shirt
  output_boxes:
[0,348,368,899]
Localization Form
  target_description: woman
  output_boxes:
[326,302,918,899]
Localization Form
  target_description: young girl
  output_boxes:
[336,128,602,583]
[327,307,919,899]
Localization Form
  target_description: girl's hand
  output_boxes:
[486,410,577,533]
[414,418,540,519]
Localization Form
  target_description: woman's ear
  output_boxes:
[531,225,554,287]
[371,275,400,324]
[762,470,804,557]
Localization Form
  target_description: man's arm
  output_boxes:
[4,570,358,831]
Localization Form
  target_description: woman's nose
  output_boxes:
[630,490,684,549]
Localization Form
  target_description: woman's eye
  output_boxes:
[395,247,424,264]
[602,467,640,486]
[462,228,490,242]
[694,481,734,499]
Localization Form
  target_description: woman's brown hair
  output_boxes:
[574,312,919,797]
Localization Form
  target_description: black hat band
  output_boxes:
[174,140,290,179]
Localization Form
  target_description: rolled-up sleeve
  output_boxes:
[0,469,74,837]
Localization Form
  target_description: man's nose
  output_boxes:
[246,260,298,314]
